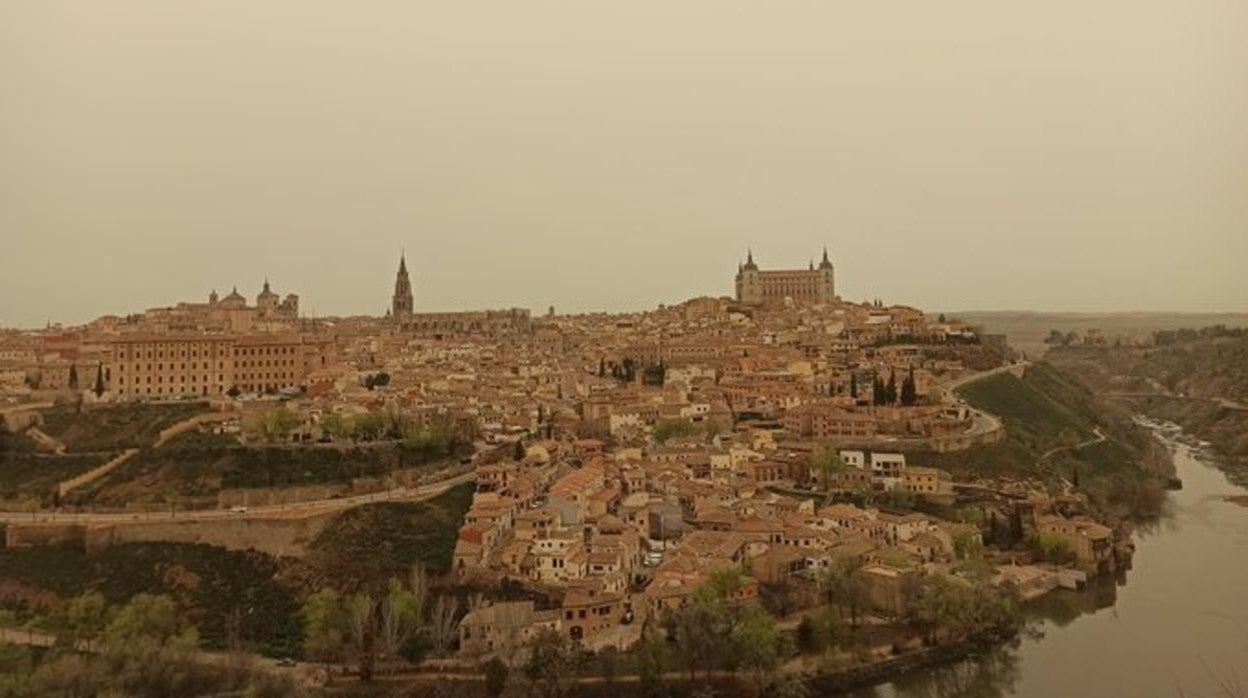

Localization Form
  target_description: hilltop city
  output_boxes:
[0,250,1140,694]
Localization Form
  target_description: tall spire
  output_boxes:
[819,246,833,269]
[392,251,414,321]
[263,277,271,293]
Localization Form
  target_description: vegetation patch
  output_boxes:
[0,452,113,503]
[38,402,209,453]
[0,542,301,657]
[78,430,458,505]
[305,482,474,590]
[910,361,1171,521]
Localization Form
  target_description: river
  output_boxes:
[848,429,1248,698]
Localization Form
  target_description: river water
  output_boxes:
[848,432,1248,698]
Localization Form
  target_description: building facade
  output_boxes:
[108,333,332,399]
[735,249,836,305]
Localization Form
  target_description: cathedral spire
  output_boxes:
[392,252,414,321]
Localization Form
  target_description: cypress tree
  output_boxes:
[92,363,106,398]
[885,368,897,404]
[850,373,858,399]
[67,363,79,391]
[900,365,917,406]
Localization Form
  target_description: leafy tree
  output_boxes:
[320,413,351,441]
[732,603,788,693]
[636,628,670,698]
[904,576,1021,644]
[378,577,423,661]
[246,407,301,444]
[653,419,699,443]
[523,627,577,698]
[811,446,846,492]
[301,588,349,662]
[103,593,186,648]
[1028,532,1074,564]
[821,557,866,629]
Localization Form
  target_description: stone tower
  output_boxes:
[818,247,836,301]
[735,249,761,304]
[392,253,414,320]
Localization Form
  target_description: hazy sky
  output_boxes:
[2,1,1246,328]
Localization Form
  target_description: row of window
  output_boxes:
[116,345,300,361]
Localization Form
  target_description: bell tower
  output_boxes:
[392,253,414,320]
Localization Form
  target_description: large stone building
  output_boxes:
[735,249,836,305]
[140,281,300,333]
[387,254,532,337]
[107,333,333,399]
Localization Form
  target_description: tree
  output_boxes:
[302,589,349,662]
[104,593,186,648]
[320,413,351,441]
[378,578,423,661]
[885,368,898,404]
[732,603,788,693]
[514,439,527,461]
[904,576,1021,644]
[426,595,460,656]
[812,446,846,492]
[67,364,79,391]
[900,365,918,406]
[849,372,858,399]
[247,407,301,444]
[345,593,377,681]
[821,557,866,629]
[523,627,577,698]
[636,628,670,698]
[653,419,699,443]
[92,363,106,398]
[65,591,108,648]
[1028,532,1074,564]
[598,358,606,378]
[483,656,509,698]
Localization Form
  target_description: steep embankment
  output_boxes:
[1049,338,1248,485]
[0,542,302,656]
[909,362,1173,522]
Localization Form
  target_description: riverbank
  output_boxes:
[845,424,1248,698]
